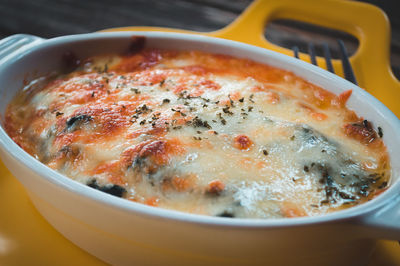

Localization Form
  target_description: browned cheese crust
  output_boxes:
[5,42,390,218]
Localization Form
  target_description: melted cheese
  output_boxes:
[5,48,390,219]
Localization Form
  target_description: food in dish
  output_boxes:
[4,38,390,219]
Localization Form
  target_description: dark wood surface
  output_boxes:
[0,0,252,37]
[0,0,399,78]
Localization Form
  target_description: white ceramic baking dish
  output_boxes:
[0,32,399,266]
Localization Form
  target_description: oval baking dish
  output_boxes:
[0,32,399,266]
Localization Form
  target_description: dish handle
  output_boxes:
[356,194,400,240]
[0,34,44,63]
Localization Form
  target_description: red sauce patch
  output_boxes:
[91,160,120,175]
[309,84,335,109]
[114,49,163,72]
[182,65,208,75]
[343,120,378,145]
[198,79,220,91]
[233,134,253,150]
[206,180,225,195]
[54,132,78,148]
[139,140,167,158]
[171,176,193,192]
[72,103,134,137]
[47,143,82,170]
[333,89,352,107]
[298,102,328,121]
[57,74,106,93]
[145,196,159,206]
[49,74,109,108]
[173,84,188,94]
[123,138,185,167]
[280,202,306,218]
[129,125,167,139]
[120,141,151,166]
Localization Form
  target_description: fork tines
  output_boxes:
[292,40,358,85]
[337,40,358,85]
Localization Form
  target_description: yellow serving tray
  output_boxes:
[1,0,399,265]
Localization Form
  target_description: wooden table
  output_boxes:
[0,0,399,76]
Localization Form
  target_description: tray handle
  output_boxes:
[209,0,400,118]
[357,194,400,240]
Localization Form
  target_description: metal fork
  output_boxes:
[293,40,358,85]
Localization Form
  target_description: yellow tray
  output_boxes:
[1,0,399,265]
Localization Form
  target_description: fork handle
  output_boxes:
[209,0,400,118]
